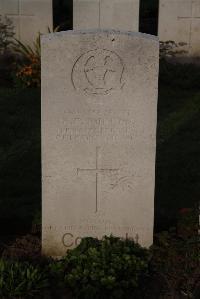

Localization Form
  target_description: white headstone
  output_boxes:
[73,0,140,31]
[158,0,200,57]
[0,0,53,46]
[41,30,159,257]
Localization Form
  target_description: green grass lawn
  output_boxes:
[0,62,200,234]
[156,89,200,230]
[0,88,41,234]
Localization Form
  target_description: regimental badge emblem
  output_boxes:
[71,49,125,95]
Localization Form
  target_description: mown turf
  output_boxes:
[0,62,199,233]
[155,62,200,229]
[0,88,41,233]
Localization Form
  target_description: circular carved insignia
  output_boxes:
[71,49,125,95]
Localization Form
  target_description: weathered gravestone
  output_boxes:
[73,0,140,31]
[0,0,53,46]
[42,30,159,257]
[158,0,200,57]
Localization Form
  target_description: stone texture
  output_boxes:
[73,0,140,31]
[0,0,53,46]
[41,30,159,257]
[158,0,200,57]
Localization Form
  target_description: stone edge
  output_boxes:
[41,29,159,43]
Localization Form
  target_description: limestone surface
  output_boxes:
[41,30,159,257]
[158,0,200,57]
[0,0,53,45]
[73,0,140,31]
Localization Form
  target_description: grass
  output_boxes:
[0,61,200,234]
[155,62,200,229]
[0,88,41,234]
[156,91,200,229]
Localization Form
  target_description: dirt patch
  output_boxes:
[2,234,41,260]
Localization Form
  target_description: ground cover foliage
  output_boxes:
[0,237,150,299]
[0,230,199,299]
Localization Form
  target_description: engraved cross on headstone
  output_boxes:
[177,0,200,47]
[6,0,34,40]
[77,147,119,213]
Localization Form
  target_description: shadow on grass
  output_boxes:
[155,62,200,229]
[0,88,41,234]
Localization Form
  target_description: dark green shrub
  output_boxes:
[0,259,48,298]
[63,236,150,299]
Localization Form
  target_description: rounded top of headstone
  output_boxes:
[41,29,159,43]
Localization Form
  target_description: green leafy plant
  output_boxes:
[63,236,150,299]
[0,259,48,298]
[12,27,60,88]
[12,34,41,88]
[48,259,70,298]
